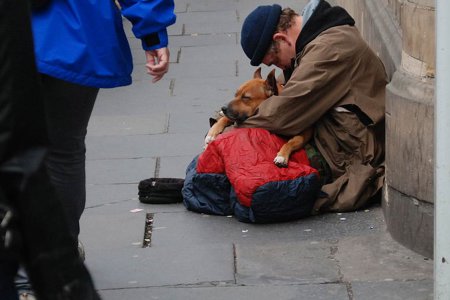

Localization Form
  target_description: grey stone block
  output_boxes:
[85,197,186,215]
[383,186,434,258]
[169,33,237,48]
[81,208,235,289]
[169,73,243,95]
[87,244,235,289]
[351,280,433,300]
[185,21,242,34]
[176,10,237,24]
[99,284,349,300]
[88,114,169,136]
[152,206,386,251]
[86,132,204,160]
[168,23,184,36]
[237,0,308,18]
[179,44,243,63]
[168,60,236,78]
[157,155,194,178]
[167,110,211,135]
[236,241,340,285]
[386,70,434,202]
[384,70,435,258]
[86,183,137,208]
[94,80,172,111]
[336,233,433,282]
[86,157,156,184]
[174,0,188,13]
[188,0,238,12]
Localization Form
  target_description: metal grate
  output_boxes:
[142,213,154,248]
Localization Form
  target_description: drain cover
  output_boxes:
[142,213,154,248]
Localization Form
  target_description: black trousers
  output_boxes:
[0,0,100,299]
[41,75,99,240]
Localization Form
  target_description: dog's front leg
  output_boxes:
[204,116,232,147]
[274,127,313,167]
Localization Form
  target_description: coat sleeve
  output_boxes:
[241,40,352,136]
[119,0,176,50]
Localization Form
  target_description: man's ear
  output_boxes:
[273,32,291,46]
[265,69,279,96]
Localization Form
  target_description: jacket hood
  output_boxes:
[284,0,355,81]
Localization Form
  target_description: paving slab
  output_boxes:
[142,205,385,247]
[336,234,433,282]
[158,155,195,178]
[86,243,235,290]
[185,21,242,35]
[86,157,156,184]
[98,284,349,300]
[86,132,203,160]
[166,110,212,135]
[237,0,308,16]
[88,114,169,136]
[81,206,235,290]
[178,44,243,63]
[167,58,237,78]
[93,80,173,113]
[188,0,239,13]
[85,198,185,216]
[174,0,188,13]
[176,10,237,24]
[86,183,137,208]
[169,76,244,100]
[351,280,433,300]
[236,241,341,285]
[169,33,237,48]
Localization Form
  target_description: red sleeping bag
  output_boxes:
[197,128,318,207]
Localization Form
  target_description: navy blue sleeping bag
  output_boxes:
[182,128,322,223]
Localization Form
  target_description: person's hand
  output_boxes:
[145,48,170,83]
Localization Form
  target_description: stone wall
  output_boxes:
[334,0,435,258]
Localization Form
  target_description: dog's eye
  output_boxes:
[241,95,251,101]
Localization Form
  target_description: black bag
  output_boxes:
[138,178,184,204]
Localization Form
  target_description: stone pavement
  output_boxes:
[81,0,433,299]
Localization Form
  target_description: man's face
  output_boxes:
[262,38,295,70]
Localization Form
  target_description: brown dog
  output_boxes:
[205,67,313,167]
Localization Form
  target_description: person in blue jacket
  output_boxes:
[30,0,176,241]
[16,1,176,299]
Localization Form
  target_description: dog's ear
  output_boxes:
[265,69,279,96]
[209,117,218,127]
[253,67,262,79]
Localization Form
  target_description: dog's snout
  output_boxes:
[221,106,228,114]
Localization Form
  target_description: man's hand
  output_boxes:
[145,48,170,83]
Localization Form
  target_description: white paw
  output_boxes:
[204,135,215,145]
[203,135,216,150]
[274,155,288,168]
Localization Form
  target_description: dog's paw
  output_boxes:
[203,135,217,150]
[274,155,288,168]
[204,135,215,145]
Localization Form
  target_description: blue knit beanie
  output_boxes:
[241,4,282,66]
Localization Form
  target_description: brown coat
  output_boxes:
[242,25,388,213]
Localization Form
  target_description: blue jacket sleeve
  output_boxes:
[119,0,176,51]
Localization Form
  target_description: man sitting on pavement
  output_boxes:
[239,0,387,213]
